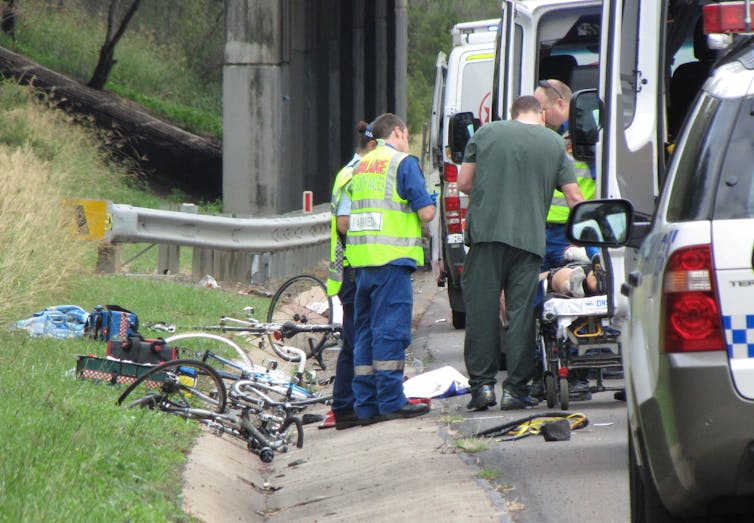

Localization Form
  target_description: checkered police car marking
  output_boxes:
[724,314,754,359]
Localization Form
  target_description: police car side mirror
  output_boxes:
[569,89,603,163]
[566,199,633,248]
[448,111,479,164]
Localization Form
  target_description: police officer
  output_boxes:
[345,113,436,423]
[320,120,377,430]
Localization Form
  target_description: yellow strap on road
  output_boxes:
[478,412,589,441]
[502,412,588,439]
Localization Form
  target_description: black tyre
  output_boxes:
[629,427,681,523]
[116,359,227,414]
[558,376,569,410]
[545,374,557,409]
[166,332,252,380]
[280,416,304,449]
[267,275,332,356]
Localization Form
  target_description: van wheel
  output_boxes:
[451,309,466,329]
[629,427,680,523]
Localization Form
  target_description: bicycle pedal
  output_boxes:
[317,376,335,386]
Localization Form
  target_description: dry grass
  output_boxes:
[0,145,88,321]
[0,83,112,321]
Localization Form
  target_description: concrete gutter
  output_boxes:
[182,269,510,522]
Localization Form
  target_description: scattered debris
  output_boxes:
[239,285,273,298]
[142,321,176,333]
[200,274,219,288]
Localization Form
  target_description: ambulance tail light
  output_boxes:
[703,2,754,34]
[661,245,725,353]
[443,162,458,182]
[444,183,463,235]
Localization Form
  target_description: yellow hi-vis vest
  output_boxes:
[546,160,595,224]
[326,158,357,296]
[345,145,423,268]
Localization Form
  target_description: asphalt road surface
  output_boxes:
[413,281,629,523]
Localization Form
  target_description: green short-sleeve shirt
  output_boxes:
[463,120,576,257]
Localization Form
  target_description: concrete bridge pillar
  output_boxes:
[218,0,406,283]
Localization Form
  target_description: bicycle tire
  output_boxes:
[166,332,254,377]
[116,359,227,414]
[266,274,333,358]
[280,416,304,449]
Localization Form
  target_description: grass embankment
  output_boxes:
[0,80,260,520]
[0,0,223,137]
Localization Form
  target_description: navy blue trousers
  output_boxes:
[353,265,412,418]
[331,267,355,414]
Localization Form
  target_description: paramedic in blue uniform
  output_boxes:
[320,120,377,430]
[345,113,436,423]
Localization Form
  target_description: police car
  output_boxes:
[568,4,754,519]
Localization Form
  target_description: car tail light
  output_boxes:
[446,213,463,234]
[444,182,463,234]
[703,2,754,34]
[443,162,458,182]
[661,245,725,353]
[445,183,461,211]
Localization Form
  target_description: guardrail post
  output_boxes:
[193,247,254,285]
[158,203,196,274]
[96,244,121,273]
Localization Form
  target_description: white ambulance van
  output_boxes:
[431,2,605,330]
[427,19,498,329]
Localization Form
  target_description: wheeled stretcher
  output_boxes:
[537,291,622,410]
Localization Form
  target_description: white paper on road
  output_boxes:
[403,365,470,399]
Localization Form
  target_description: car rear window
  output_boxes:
[713,97,754,220]
[666,95,737,222]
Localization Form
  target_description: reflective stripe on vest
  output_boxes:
[346,146,423,268]
[326,161,356,296]
[546,161,596,224]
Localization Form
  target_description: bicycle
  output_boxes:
[164,330,332,402]
[195,303,342,370]
[115,359,305,463]
[265,274,342,368]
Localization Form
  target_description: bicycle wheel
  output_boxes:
[116,359,227,414]
[166,332,253,379]
[267,274,333,355]
[280,416,304,449]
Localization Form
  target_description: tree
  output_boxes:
[407,0,500,133]
[1,0,16,48]
[87,0,141,90]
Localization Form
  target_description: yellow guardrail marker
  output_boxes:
[64,199,109,240]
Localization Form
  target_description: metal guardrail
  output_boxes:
[106,202,330,251]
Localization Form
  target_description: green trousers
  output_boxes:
[461,242,540,396]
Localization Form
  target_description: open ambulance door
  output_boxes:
[428,51,447,281]
[491,1,513,121]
